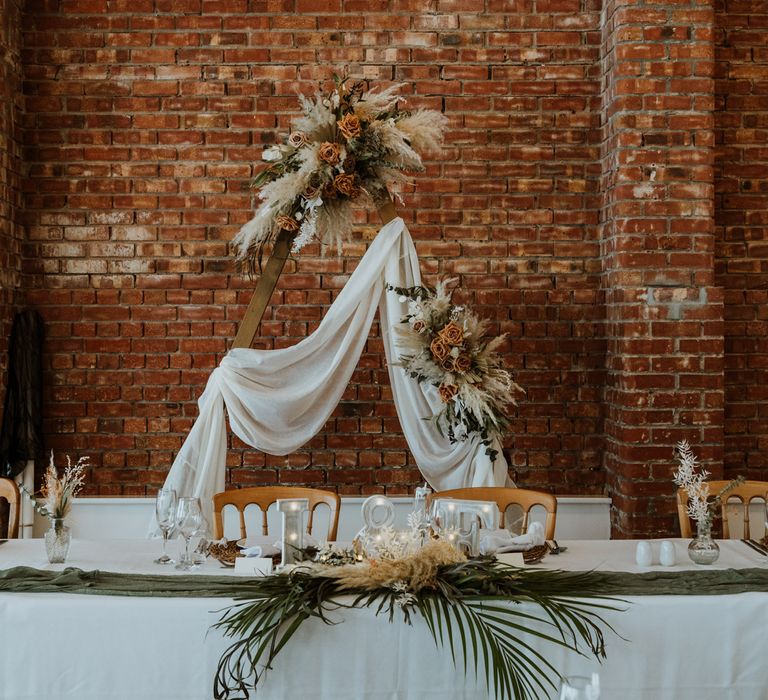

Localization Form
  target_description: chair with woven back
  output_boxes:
[676,480,768,539]
[429,486,557,540]
[212,486,341,541]
[0,478,21,539]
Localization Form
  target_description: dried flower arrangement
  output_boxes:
[233,75,447,269]
[23,452,88,520]
[387,279,522,459]
[673,440,743,531]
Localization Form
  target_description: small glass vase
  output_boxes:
[45,518,71,564]
[688,521,720,565]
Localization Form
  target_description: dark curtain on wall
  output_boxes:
[0,309,44,479]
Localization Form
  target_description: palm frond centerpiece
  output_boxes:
[212,542,619,700]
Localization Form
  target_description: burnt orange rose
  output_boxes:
[318,142,342,165]
[412,320,425,333]
[337,112,362,139]
[333,173,360,198]
[430,338,450,362]
[453,354,472,374]
[441,356,456,373]
[438,383,459,403]
[438,321,464,346]
[275,214,300,232]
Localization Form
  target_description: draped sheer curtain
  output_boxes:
[153,218,509,532]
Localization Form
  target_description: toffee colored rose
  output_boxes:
[412,319,425,332]
[333,173,360,198]
[275,215,300,232]
[441,356,456,373]
[430,338,450,362]
[453,354,472,374]
[322,182,338,200]
[438,321,464,346]
[302,184,321,200]
[337,112,362,139]
[318,142,342,165]
[287,131,307,148]
[438,383,459,403]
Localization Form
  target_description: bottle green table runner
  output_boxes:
[2,565,768,598]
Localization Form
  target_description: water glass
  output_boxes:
[154,488,177,565]
[175,497,203,571]
[558,674,600,700]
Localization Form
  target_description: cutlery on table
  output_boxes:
[748,538,768,555]
[741,539,767,556]
[547,540,567,555]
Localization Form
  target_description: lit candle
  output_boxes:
[277,498,309,566]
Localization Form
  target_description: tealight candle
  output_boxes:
[277,498,309,567]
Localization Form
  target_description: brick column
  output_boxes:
[600,0,724,536]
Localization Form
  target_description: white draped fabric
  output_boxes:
[156,218,509,527]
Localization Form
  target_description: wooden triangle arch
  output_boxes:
[231,196,398,350]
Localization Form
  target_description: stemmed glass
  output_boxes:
[175,497,203,571]
[154,488,177,565]
[558,674,600,700]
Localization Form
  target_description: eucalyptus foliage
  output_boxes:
[212,558,620,700]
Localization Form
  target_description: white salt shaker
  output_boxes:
[659,540,676,567]
[635,540,653,567]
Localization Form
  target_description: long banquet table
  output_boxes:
[1,538,767,700]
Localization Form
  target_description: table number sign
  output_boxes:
[432,499,499,556]
[276,498,309,566]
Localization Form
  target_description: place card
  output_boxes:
[233,557,274,576]
[496,552,525,568]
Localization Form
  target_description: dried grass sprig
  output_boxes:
[23,451,88,520]
[672,440,743,530]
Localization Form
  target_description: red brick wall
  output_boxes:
[0,0,24,417]
[7,0,766,535]
[715,0,768,481]
[18,0,607,497]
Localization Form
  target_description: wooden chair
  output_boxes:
[676,480,768,539]
[0,478,20,539]
[429,487,557,540]
[212,486,340,541]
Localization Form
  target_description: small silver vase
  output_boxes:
[45,518,71,564]
[687,521,719,565]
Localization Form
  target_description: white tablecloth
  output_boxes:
[1,538,767,699]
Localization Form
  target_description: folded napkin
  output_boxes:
[479,522,545,555]
[241,534,318,558]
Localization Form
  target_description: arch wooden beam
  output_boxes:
[231,196,398,350]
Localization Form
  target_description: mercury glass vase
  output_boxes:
[687,521,720,565]
[45,518,71,564]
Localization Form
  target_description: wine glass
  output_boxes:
[154,488,177,565]
[558,674,600,700]
[175,497,203,571]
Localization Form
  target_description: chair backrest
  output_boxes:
[677,480,768,539]
[429,487,557,540]
[212,486,340,541]
[677,480,768,540]
[0,478,20,539]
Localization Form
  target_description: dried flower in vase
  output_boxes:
[23,452,88,520]
[672,440,743,531]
